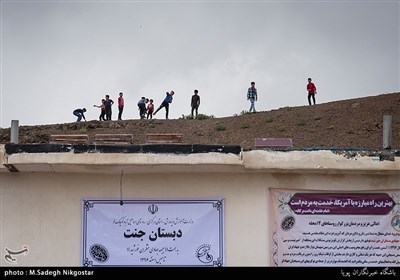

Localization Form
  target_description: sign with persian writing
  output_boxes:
[81,198,224,266]
[270,190,400,266]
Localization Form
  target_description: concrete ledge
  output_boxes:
[5,152,244,173]
[0,145,9,173]
[4,144,241,155]
[146,134,183,144]
[49,134,89,144]
[242,150,400,174]
[2,144,399,175]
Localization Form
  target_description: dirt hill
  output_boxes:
[1,92,399,150]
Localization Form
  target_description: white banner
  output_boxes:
[81,198,224,266]
[270,190,400,266]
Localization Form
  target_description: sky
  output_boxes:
[1,0,399,128]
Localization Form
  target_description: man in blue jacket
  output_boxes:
[73,108,86,122]
[153,91,174,119]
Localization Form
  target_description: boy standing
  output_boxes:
[147,99,154,119]
[118,92,124,120]
[307,78,317,105]
[191,89,200,119]
[104,95,114,120]
[247,82,257,113]
[93,99,106,121]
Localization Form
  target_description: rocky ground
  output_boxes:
[1,92,399,150]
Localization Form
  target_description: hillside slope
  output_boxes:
[1,92,399,150]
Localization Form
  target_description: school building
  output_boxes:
[1,136,399,266]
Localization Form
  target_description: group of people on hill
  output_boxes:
[73,78,316,122]
[92,93,121,121]
[133,90,177,120]
[140,90,176,120]
[245,78,317,113]
[74,93,121,122]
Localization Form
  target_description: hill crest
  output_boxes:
[1,92,399,150]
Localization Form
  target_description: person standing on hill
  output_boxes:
[191,89,200,119]
[137,97,148,119]
[153,91,174,119]
[247,81,257,113]
[73,108,86,122]
[307,78,317,105]
[147,99,154,119]
[117,92,124,120]
[104,94,114,120]
[93,99,106,121]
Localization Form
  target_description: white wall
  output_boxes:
[1,170,399,266]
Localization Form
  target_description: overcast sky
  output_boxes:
[1,0,399,127]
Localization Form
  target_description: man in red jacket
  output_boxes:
[118,92,124,120]
[307,78,317,105]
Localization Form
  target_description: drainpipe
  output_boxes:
[383,115,392,150]
[10,120,19,144]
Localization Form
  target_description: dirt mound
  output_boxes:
[1,92,399,150]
